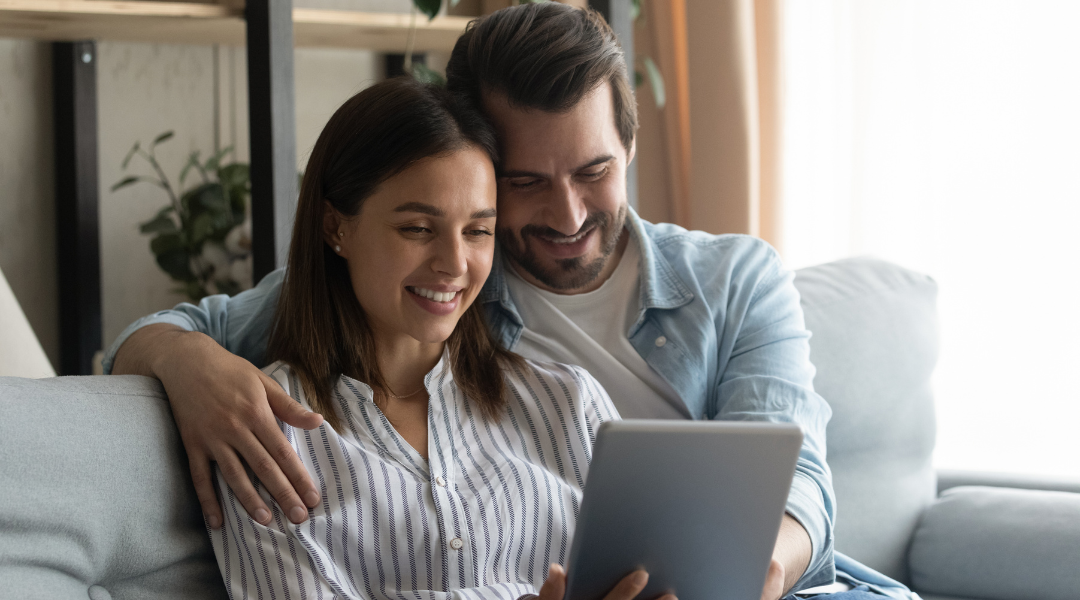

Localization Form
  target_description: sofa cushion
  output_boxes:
[0,375,226,600]
[909,486,1080,600]
[795,257,939,583]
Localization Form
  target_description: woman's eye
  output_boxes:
[400,226,431,235]
[467,229,494,238]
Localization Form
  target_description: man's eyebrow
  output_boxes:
[393,202,444,217]
[499,155,615,179]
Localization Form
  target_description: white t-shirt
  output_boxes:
[504,234,688,419]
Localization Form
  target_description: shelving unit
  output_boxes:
[0,1,471,51]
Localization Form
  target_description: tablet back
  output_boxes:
[564,420,803,600]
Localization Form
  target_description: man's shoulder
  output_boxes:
[638,219,781,279]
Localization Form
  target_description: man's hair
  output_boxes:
[266,77,521,431]
[446,2,638,153]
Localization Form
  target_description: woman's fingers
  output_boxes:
[604,570,650,600]
[537,564,567,600]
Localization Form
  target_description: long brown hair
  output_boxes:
[266,77,522,431]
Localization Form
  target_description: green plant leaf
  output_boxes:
[179,151,201,186]
[643,56,665,109]
[150,232,183,256]
[450,0,460,6]
[121,141,141,169]
[152,131,174,147]
[218,163,249,189]
[634,69,643,88]
[139,214,178,234]
[156,248,193,282]
[111,176,141,192]
[195,184,228,212]
[205,145,234,173]
[411,63,446,86]
[630,0,641,21]
[190,212,216,246]
[413,0,440,20]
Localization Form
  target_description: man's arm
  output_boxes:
[108,269,324,528]
[760,514,813,600]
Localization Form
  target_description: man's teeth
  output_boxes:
[546,230,589,244]
[410,287,456,303]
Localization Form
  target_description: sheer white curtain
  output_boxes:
[780,1,1080,477]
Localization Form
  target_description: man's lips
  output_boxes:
[529,226,596,259]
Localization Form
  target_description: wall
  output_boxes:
[0,1,408,370]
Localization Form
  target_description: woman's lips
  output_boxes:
[406,286,461,316]
[530,227,596,259]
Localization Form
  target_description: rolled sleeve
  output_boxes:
[102,268,285,374]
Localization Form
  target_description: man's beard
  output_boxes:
[497,204,628,291]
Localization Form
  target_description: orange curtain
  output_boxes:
[636,0,783,251]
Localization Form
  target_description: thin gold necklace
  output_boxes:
[383,383,426,399]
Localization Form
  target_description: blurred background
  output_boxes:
[1,0,1076,477]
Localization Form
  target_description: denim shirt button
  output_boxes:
[654,336,667,347]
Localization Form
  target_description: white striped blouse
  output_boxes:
[209,353,620,600]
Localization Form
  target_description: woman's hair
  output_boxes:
[266,77,522,432]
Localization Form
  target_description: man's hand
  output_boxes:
[536,565,675,600]
[760,514,812,600]
[112,324,324,528]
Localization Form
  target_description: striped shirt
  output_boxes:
[209,354,620,600]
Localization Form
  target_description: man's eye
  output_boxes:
[580,167,608,180]
[509,178,540,189]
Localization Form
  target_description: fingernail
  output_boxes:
[633,571,648,586]
[254,508,270,524]
[289,505,308,523]
[206,513,222,528]
[303,491,320,507]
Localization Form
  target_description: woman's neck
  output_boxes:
[371,333,444,398]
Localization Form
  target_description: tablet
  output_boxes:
[564,420,803,600]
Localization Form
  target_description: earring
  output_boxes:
[337,231,344,238]
[334,245,342,252]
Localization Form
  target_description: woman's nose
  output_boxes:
[432,236,468,277]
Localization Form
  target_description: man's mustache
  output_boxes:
[518,213,610,240]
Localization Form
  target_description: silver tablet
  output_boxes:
[564,420,803,600]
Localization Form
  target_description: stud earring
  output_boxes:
[337,231,344,238]
[334,245,342,252]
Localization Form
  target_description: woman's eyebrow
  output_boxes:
[393,202,495,220]
[394,202,443,216]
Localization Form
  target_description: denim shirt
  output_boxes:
[104,208,913,597]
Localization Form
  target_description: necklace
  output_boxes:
[383,383,426,399]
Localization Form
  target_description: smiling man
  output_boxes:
[106,4,912,600]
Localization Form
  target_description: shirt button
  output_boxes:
[435,476,446,487]
[449,537,464,550]
[655,336,667,347]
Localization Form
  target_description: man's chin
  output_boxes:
[511,252,608,292]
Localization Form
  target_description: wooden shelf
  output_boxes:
[0,1,472,52]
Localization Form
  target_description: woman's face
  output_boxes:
[327,146,497,348]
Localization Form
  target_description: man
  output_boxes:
[107,4,911,599]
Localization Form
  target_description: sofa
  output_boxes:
[2,257,1078,600]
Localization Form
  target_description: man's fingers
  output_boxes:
[604,569,649,600]
[215,450,273,525]
[233,431,312,524]
[189,453,224,529]
[263,373,324,430]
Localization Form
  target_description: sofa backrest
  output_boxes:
[795,257,939,584]
[0,375,226,600]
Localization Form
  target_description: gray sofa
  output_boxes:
[2,257,1078,600]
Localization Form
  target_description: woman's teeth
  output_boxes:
[546,229,590,244]
[409,287,457,303]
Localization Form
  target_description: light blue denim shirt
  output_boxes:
[104,208,913,597]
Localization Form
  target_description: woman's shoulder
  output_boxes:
[506,358,606,402]
[261,361,311,409]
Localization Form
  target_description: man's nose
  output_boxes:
[544,180,588,236]
[432,235,468,278]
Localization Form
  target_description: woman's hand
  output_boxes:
[535,564,676,600]
[113,324,324,529]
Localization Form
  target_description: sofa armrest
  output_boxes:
[937,468,1080,495]
[908,485,1080,600]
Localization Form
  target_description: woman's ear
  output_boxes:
[322,201,343,253]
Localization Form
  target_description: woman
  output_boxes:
[208,78,659,600]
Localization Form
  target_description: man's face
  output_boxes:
[483,82,635,294]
